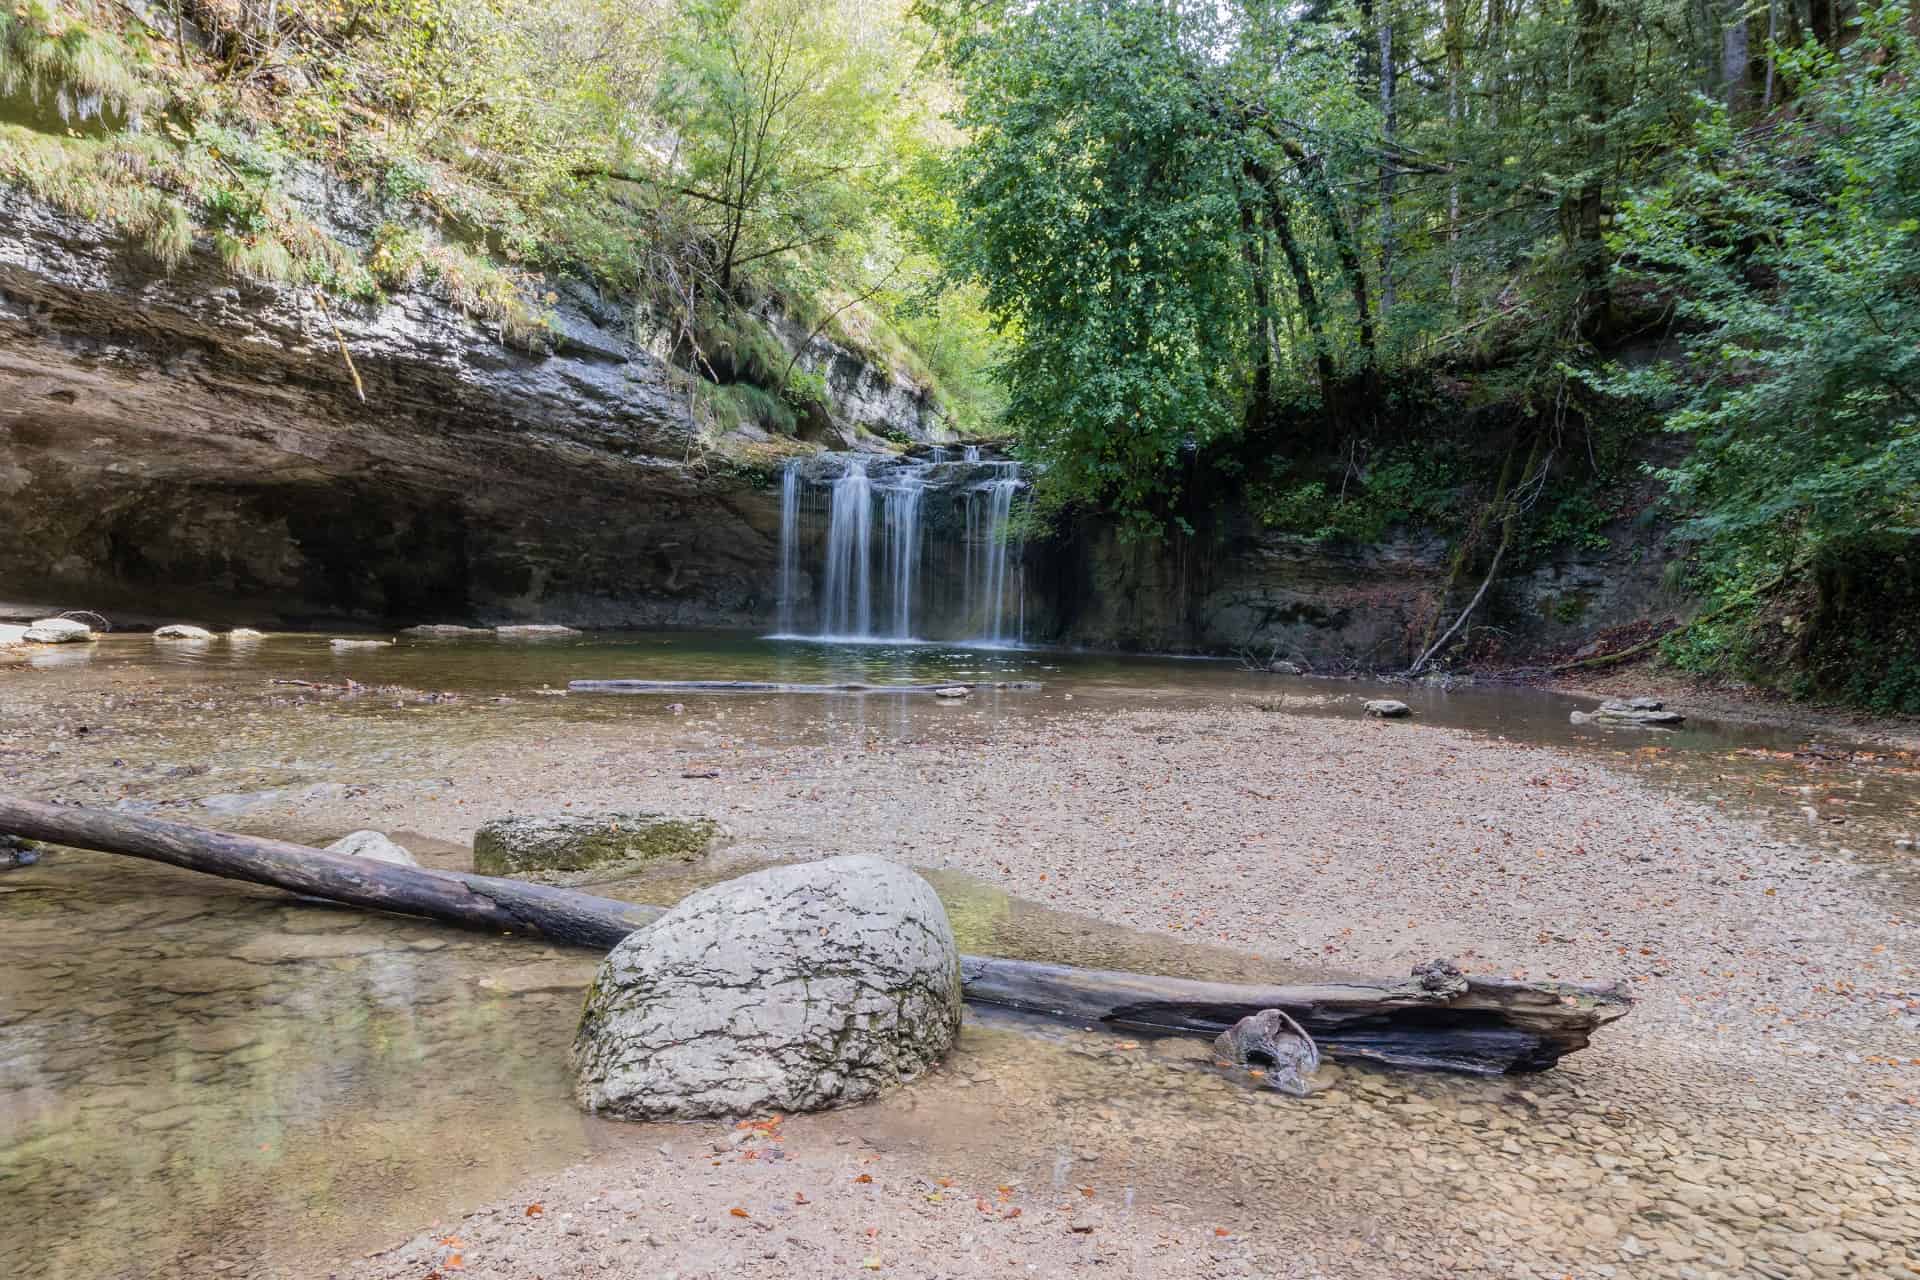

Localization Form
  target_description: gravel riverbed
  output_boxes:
[4,660,1917,1279]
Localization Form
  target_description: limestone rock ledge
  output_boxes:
[0,186,939,627]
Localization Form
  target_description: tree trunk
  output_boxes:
[1723,0,1752,112]
[1378,0,1398,323]
[1569,0,1616,338]
[1445,0,1466,308]
[0,796,1632,1074]
[961,957,1630,1075]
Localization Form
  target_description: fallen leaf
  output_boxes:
[525,1203,544,1217]
[861,1258,882,1271]
[729,1207,750,1219]
[794,1192,810,1205]
[853,1173,873,1184]
[1003,1207,1022,1219]
[444,1254,464,1272]
[1214,1228,1231,1237]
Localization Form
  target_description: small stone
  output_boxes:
[1364,699,1411,718]
[934,686,971,699]
[325,830,419,867]
[227,627,266,640]
[153,624,214,641]
[330,637,393,650]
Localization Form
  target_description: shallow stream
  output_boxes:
[2,633,1915,1277]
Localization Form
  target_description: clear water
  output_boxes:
[2,632,1915,1278]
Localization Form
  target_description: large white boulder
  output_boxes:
[154,624,214,641]
[571,855,962,1120]
[24,617,94,643]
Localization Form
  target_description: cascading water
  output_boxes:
[881,473,925,639]
[974,475,1022,646]
[818,460,874,637]
[775,449,1028,645]
[776,463,802,635]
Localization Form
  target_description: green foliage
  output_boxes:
[1595,5,1920,701]
[1252,444,1466,543]
[918,0,1723,528]
[1,0,990,416]
[0,2,161,126]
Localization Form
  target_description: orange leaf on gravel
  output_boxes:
[729,1207,750,1218]
[525,1203,543,1217]
[853,1173,873,1184]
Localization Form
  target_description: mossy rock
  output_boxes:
[472,812,723,878]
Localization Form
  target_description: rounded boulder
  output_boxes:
[571,855,962,1120]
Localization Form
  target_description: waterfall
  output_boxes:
[880,472,925,638]
[773,450,1026,645]
[776,462,802,635]
[975,477,1022,645]
[819,460,873,637]
[963,445,981,463]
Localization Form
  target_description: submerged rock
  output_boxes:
[228,627,265,641]
[24,618,94,643]
[325,830,419,868]
[1571,698,1685,727]
[153,624,214,641]
[472,811,723,877]
[1267,659,1304,675]
[404,624,491,637]
[1,835,42,869]
[1364,699,1412,718]
[571,855,962,1120]
[494,623,580,637]
[934,685,971,699]
[329,637,393,650]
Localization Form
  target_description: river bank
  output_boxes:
[3,636,1916,1278]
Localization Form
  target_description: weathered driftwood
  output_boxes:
[0,796,659,947]
[567,679,1041,695]
[959,957,1629,1075]
[0,796,1628,1074]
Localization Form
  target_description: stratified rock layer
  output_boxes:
[571,856,962,1120]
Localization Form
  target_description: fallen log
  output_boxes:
[0,795,1627,1074]
[960,957,1628,1075]
[567,679,1041,694]
[0,795,658,948]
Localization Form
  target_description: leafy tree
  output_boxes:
[1597,4,1920,701]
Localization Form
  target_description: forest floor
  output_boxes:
[4,656,1918,1279]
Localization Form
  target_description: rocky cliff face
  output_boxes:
[1027,488,1678,667]
[1,185,1674,657]
[0,187,942,627]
